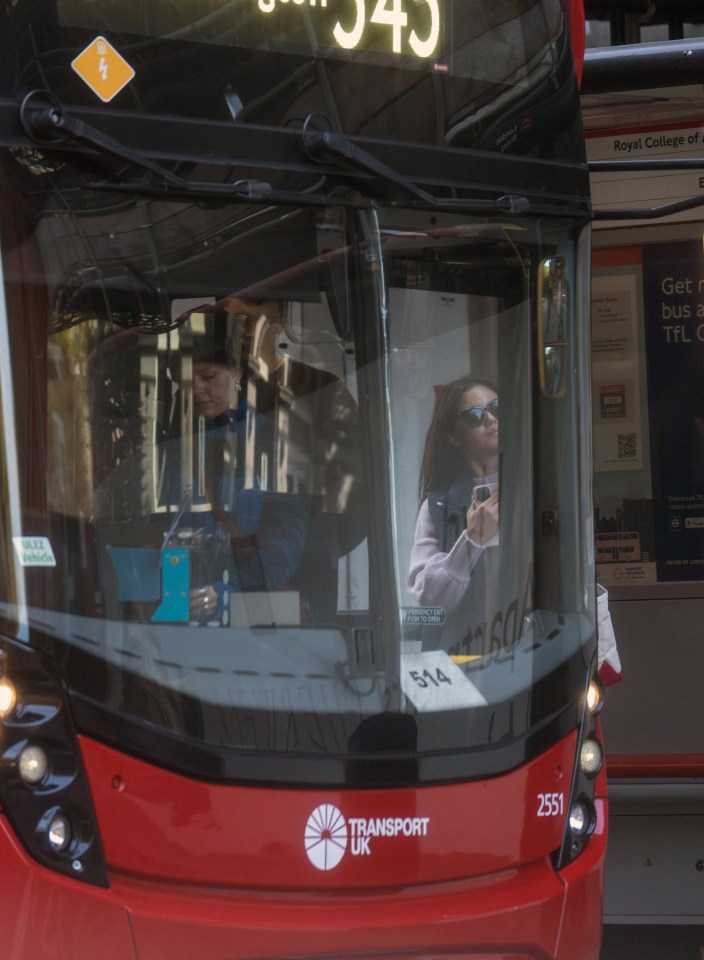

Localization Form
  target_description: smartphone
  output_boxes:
[473,484,491,503]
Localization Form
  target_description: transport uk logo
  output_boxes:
[304,804,430,870]
[304,804,348,871]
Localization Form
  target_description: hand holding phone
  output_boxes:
[467,483,499,545]
[473,484,492,503]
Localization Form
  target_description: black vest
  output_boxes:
[425,476,497,656]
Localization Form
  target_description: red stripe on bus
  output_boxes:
[607,754,704,778]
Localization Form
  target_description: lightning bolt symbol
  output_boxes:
[98,57,108,81]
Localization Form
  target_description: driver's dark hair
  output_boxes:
[419,375,497,502]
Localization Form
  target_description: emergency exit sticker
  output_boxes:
[71,36,135,103]
[13,537,56,567]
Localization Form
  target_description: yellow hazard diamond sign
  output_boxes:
[71,36,135,103]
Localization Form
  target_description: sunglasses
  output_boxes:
[457,399,499,427]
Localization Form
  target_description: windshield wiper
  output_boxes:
[19,90,322,205]
[19,91,575,217]
[300,113,530,215]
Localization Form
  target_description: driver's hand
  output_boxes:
[190,585,218,619]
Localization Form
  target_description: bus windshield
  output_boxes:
[1,0,577,154]
[0,165,594,785]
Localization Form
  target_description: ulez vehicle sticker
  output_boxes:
[13,536,56,567]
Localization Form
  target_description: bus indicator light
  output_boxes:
[18,744,49,786]
[0,677,16,718]
[579,739,604,778]
[587,678,605,715]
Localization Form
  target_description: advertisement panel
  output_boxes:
[642,241,704,581]
[592,261,656,585]
[589,122,704,585]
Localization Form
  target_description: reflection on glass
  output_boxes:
[538,256,568,398]
[85,293,366,626]
[408,376,500,657]
[0,185,593,774]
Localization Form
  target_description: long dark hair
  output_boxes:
[418,375,497,502]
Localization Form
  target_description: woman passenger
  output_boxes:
[408,376,499,648]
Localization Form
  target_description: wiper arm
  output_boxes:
[300,113,530,215]
[21,91,193,188]
[19,90,284,202]
[18,92,561,217]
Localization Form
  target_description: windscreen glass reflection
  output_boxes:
[0,196,592,766]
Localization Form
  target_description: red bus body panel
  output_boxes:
[80,734,577,888]
[566,0,586,84]
[0,731,605,959]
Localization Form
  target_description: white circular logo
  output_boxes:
[304,804,348,871]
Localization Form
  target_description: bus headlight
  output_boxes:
[0,676,17,718]
[579,738,604,778]
[46,812,72,853]
[0,638,108,888]
[568,799,595,839]
[586,677,604,715]
[18,744,49,786]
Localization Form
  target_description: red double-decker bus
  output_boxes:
[0,1,604,958]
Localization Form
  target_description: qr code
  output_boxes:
[617,432,637,459]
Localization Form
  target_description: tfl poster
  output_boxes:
[592,268,656,585]
[643,241,704,581]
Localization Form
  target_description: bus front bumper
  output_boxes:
[0,803,605,960]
